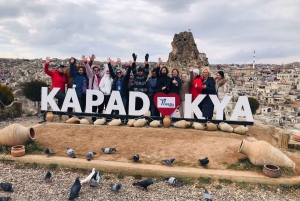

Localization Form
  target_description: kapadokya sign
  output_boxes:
[41,87,254,122]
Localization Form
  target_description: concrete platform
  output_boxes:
[2,154,300,186]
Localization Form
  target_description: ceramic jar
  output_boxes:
[263,164,281,178]
[163,116,172,128]
[11,145,25,157]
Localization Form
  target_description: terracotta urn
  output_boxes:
[11,145,25,157]
[263,164,281,178]
[46,112,54,122]
[292,133,300,142]
[163,116,172,128]
[0,123,35,146]
[238,139,295,168]
[205,121,217,131]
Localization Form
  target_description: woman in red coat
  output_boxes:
[190,69,203,118]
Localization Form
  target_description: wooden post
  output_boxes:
[277,131,290,149]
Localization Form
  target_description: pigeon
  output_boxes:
[132,154,139,162]
[0,197,11,201]
[0,183,13,192]
[44,147,54,157]
[68,177,81,200]
[203,188,212,201]
[67,147,76,158]
[199,157,209,167]
[132,179,153,191]
[101,148,117,154]
[161,158,175,165]
[110,183,122,192]
[80,168,95,184]
[86,152,96,161]
[44,170,52,180]
[165,177,183,187]
[90,171,101,187]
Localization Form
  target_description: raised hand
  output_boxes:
[81,55,87,62]
[145,53,149,62]
[46,57,50,64]
[107,57,111,63]
[132,53,137,62]
[129,60,133,67]
[158,57,162,66]
[111,60,116,66]
[117,58,121,64]
[189,66,194,71]
[70,57,75,63]
[172,79,177,84]
[89,54,96,61]
[195,83,198,88]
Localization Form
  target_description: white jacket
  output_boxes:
[99,74,113,95]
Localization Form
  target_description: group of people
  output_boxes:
[44,53,229,122]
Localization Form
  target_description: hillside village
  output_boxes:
[1,57,300,132]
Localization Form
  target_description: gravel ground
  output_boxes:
[1,116,300,201]
[0,163,300,201]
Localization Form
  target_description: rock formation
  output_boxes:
[165,31,209,73]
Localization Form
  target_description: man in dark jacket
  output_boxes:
[147,69,159,116]
[128,53,149,111]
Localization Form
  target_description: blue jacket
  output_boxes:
[147,76,157,95]
[70,62,89,98]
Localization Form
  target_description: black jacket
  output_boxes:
[169,76,181,94]
[156,66,171,94]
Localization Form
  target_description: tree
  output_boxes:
[248,97,260,115]
[0,84,14,109]
[22,80,48,113]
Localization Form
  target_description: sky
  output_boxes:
[0,0,299,64]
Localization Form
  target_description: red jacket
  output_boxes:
[190,77,203,101]
[44,63,67,92]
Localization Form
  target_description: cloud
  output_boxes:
[0,0,299,64]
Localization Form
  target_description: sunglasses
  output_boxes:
[116,72,122,74]
[94,69,99,72]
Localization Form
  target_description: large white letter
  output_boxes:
[85,90,104,113]
[61,88,81,112]
[105,91,126,115]
[230,96,254,122]
[128,92,150,116]
[209,95,232,120]
[41,87,60,111]
[184,94,205,119]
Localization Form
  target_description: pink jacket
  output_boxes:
[85,63,103,90]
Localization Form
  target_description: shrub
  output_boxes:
[22,80,48,102]
[248,97,260,115]
[0,84,14,109]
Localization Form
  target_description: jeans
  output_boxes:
[54,91,72,118]
[92,94,104,122]
[150,97,159,116]
[114,96,127,115]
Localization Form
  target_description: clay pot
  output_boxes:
[80,119,89,124]
[292,133,300,142]
[0,123,35,146]
[134,118,147,127]
[218,122,233,132]
[238,139,295,168]
[66,117,80,124]
[127,119,136,127]
[234,126,248,135]
[205,121,217,131]
[192,122,205,130]
[150,120,161,127]
[263,164,281,178]
[94,118,106,125]
[174,120,192,128]
[11,145,25,157]
[163,116,172,128]
[46,112,54,122]
[108,119,122,126]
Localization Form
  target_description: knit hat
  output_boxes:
[193,69,200,76]
[217,71,225,78]
[138,67,144,72]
